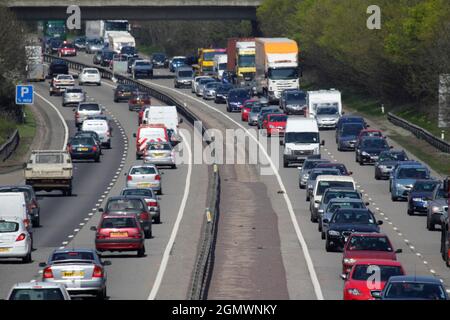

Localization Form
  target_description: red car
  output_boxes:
[342,259,405,300]
[58,42,77,57]
[262,113,287,137]
[241,99,259,122]
[91,214,145,257]
[342,233,402,274]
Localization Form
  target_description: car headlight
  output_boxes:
[328,230,340,236]
[347,288,361,296]
[285,147,292,154]
[343,258,356,264]
[314,147,320,154]
[396,183,404,189]
[318,209,324,213]
[361,151,369,156]
[412,198,423,202]
[378,165,387,169]
[302,173,309,180]
[314,202,320,208]
[432,206,441,213]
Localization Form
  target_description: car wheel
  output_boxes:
[407,208,413,216]
[318,221,322,232]
[144,230,152,239]
[310,211,317,223]
[22,252,32,264]
[171,164,177,169]
[283,160,288,168]
[137,246,145,257]
[321,231,326,240]
[97,82,101,86]
[95,156,100,163]
[306,194,310,202]
[32,216,40,228]
[427,218,435,231]
[154,215,161,224]
[96,287,106,300]
[337,145,341,151]
[325,239,334,252]
[114,98,118,103]
[391,194,397,202]
[359,159,364,166]
[374,171,380,180]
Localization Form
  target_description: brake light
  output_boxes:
[155,175,161,181]
[147,201,157,207]
[106,131,110,137]
[96,232,107,239]
[131,231,142,239]
[127,175,133,181]
[43,267,54,279]
[15,233,26,241]
[92,265,104,278]
[92,146,97,152]
[67,145,72,152]
[140,212,150,221]
[75,112,79,118]
[23,219,30,228]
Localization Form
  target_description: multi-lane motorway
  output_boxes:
[1,50,448,300]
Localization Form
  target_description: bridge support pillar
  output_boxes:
[251,20,262,37]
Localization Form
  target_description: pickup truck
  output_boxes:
[49,74,75,96]
[24,151,73,196]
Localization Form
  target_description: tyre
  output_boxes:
[144,229,152,239]
[96,287,106,300]
[114,98,118,103]
[310,211,317,223]
[67,188,72,197]
[97,82,101,86]
[321,231,326,240]
[94,156,100,163]
[391,194,397,202]
[306,194,310,202]
[32,216,40,228]
[318,221,322,232]
[283,160,288,168]
[79,82,83,86]
[137,246,145,257]
[374,171,380,180]
[427,218,435,231]
[171,164,177,169]
[407,208,413,216]
[299,184,305,190]
[154,215,161,224]
[325,239,334,252]
[22,252,32,264]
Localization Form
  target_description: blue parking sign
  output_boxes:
[16,85,34,105]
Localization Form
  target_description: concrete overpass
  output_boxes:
[5,1,262,21]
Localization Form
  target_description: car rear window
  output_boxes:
[0,221,19,233]
[269,115,287,122]
[106,199,144,211]
[51,251,94,261]
[71,137,94,145]
[318,181,354,195]
[101,217,137,229]
[148,143,171,151]
[397,168,428,179]
[9,288,65,300]
[84,69,99,74]
[122,189,154,197]
[331,210,374,224]
[79,104,100,111]
[66,88,82,93]
[130,167,156,175]
[352,265,403,282]
[384,283,446,300]
[324,191,360,203]
[83,121,108,131]
[329,202,365,212]
[35,154,63,164]
[309,170,341,181]
[347,236,392,251]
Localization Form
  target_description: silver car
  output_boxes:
[203,82,221,100]
[74,102,103,128]
[315,105,341,129]
[62,87,86,107]
[6,281,71,300]
[196,78,215,96]
[143,142,176,169]
[121,188,161,224]
[126,165,162,195]
[86,38,104,54]
[427,186,448,230]
[248,104,262,126]
[174,67,194,88]
[298,159,331,189]
[39,249,110,299]
[192,76,210,93]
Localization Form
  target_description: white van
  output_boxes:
[81,119,111,148]
[282,118,324,167]
[310,175,356,221]
[0,217,32,263]
[213,54,227,80]
[0,193,32,239]
[306,89,342,118]
[142,106,182,144]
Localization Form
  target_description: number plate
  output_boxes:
[0,248,10,252]
[138,183,153,188]
[110,232,128,238]
[62,271,84,277]
[78,148,89,151]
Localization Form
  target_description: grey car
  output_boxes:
[248,104,262,126]
[143,142,176,169]
[305,168,342,202]
[196,78,215,96]
[93,52,102,65]
[74,102,103,128]
[374,150,409,180]
[39,248,110,299]
[86,38,104,54]
[426,186,448,231]
[62,87,86,107]
[315,105,341,129]
[279,89,307,115]
[121,188,161,224]
[203,82,221,100]
[174,67,194,88]
[298,159,331,189]
[319,194,366,239]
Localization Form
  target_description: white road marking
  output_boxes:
[148,130,192,300]
[142,79,325,300]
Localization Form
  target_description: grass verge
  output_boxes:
[6,106,37,164]
[0,118,15,146]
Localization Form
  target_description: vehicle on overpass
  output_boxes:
[255,38,300,102]
[43,20,66,40]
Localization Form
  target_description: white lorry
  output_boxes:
[25,45,45,82]
[213,54,227,81]
[142,106,182,145]
[307,89,342,129]
[85,20,104,39]
[255,38,300,102]
[86,20,130,44]
[108,32,136,54]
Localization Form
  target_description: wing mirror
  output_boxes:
[395,249,403,254]
[179,118,183,124]
[390,146,394,149]
[133,133,136,138]
[102,260,112,266]
[365,202,370,206]
[38,262,47,268]
[98,208,104,213]
[340,273,347,280]
[377,220,383,225]
[90,226,97,231]
[371,291,382,299]
[280,139,285,146]
[323,219,329,224]
[321,140,325,146]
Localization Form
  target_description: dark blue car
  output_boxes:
[337,122,365,151]
[226,88,251,112]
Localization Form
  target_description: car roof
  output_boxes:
[130,164,157,169]
[12,282,66,289]
[353,259,403,267]
[51,248,95,254]
[316,175,354,182]
[396,162,426,168]
[0,185,32,190]
[328,197,362,203]
[348,232,389,238]
[107,195,145,201]
[101,213,138,219]
[310,168,341,174]
[360,136,386,141]
[386,275,443,284]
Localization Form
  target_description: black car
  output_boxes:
[120,46,138,59]
[335,115,366,142]
[280,89,307,115]
[324,208,383,252]
[100,50,115,67]
[48,39,63,54]
[355,136,391,165]
[114,84,138,102]
[151,53,168,68]
[73,131,102,154]
[73,37,86,51]
[48,60,68,77]
[214,83,234,103]
[407,179,440,215]
[226,88,251,112]
[67,136,101,162]
[374,150,409,180]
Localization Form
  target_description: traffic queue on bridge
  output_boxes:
[3,33,450,300]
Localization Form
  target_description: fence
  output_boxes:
[0,129,20,162]
[387,112,450,153]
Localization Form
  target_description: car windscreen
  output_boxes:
[303,160,329,170]
[229,90,250,99]
[122,189,154,197]
[9,288,65,300]
[269,115,287,122]
[285,132,319,144]
[100,217,137,229]
[178,70,193,77]
[205,82,220,89]
[79,104,100,111]
[0,188,31,201]
[361,139,389,149]
[148,143,171,151]
[217,85,233,93]
[347,236,392,251]
[324,191,361,203]
[66,88,83,93]
[84,69,99,74]
[268,67,298,80]
[413,181,439,192]
[135,61,150,66]
[0,221,19,233]
[173,58,186,64]
[352,265,403,282]
[318,181,354,195]
[286,91,306,104]
[250,106,262,113]
[57,75,73,80]
[102,52,114,59]
[199,79,214,85]
[384,283,446,300]
[130,167,156,175]
[118,85,137,92]
[153,54,165,61]
[316,106,339,115]
[331,210,374,224]
[51,251,95,261]
[342,123,364,136]
[35,154,63,164]
[107,199,144,211]
[397,168,428,179]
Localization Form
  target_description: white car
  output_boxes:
[79,68,101,86]
[49,74,75,96]
[81,119,111,149]
[6,282,71,300]
[192,76,210,94]
[126,165,162,195]
[0,217,32,263]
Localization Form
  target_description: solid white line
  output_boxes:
[141,79,324,300]
[148,130,192,300]
[35,92,69,148]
